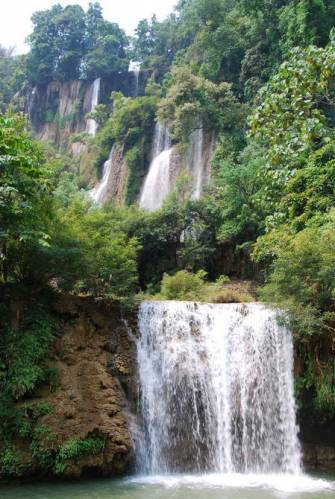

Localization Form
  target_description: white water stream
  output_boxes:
[139,123,173,211]
[137,301,301,475]
[188,127,205,199]
[89,145,115,204]
[129,61,141,97]
[86,77,101,136]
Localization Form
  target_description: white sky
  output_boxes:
[0,0,177,54]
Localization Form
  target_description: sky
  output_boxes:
[0,0,177,54]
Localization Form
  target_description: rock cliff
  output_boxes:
[19,71,146,151]
[20,295,138,479]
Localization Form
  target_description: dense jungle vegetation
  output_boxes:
[0,0,335,478]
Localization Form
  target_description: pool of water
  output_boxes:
[1,473,335,499]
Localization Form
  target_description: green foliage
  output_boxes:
[132,14,189,81]
[160,269,207,300]
[0,305,54,404]
[0,113,52,285]
[55,436,104,475]
[208,144,267,244]
[26,3,129,85]
[0,446,27,478]
[86,104,108,126]
[57,200,140,298]
[69,132,89,145]
[0,47,27,111]
[1,309,54,400]
[30,424,57,471]
[93,92,157,204]
[249,39,335,229]
[0,303,57,478]
[158,67,243,142]
[156,269,253,303]
[255,210,335,338]
[250,40,335,165]
[2,0,335,452]
[83,4,129,80]
[275,143,335,231]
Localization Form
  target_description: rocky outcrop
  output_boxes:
[303,443,335,471]
[299,410,335,471]
[30,296,138,478]
[99,144,130,206]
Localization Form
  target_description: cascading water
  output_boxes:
[139,123,173,211]
[89,145,115,204]
[86,77,101,136]
[27,87,37,121]
[137,301,301,476]
[129,61,141,98]
[188,127,204,199]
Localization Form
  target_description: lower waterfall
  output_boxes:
[137,301,301,475]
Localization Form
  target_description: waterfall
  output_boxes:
[86,77,101,136]
[137,301,301,475]
[129,61,141,98]
[89,145,115,204]
[188,127,205,199]
[27,87,37,121]
[139,123,173,211]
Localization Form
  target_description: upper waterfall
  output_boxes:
[139,123,173,211]
[89,145,115,204]
[137,301,301,475]
[86,78,101,136]
[129,61,141,98]
[27,87,37,122]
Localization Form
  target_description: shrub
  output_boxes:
[160,270,207,301]
[0,446,27,478]
[54,437,104,475]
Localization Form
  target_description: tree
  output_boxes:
[94,92,158,204]
[158,67,243,141]
[249,36,335,229]
[26,5,86,83]
[0,113,52,284]
[206,144,267,244]
[83,5,129,80]
[254,210,335,338]
[57,202,140,298]
[26,3,129,84]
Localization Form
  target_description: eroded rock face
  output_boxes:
[40,296,138,478]
[20,72,148,153]
[299,411,335,472]
[98,144,129,206]
[303,444,335,471]
[27,81,92,149]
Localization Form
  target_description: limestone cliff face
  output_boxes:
[22,71,147,151]
[27,80,92,150]
[33,296,138,478]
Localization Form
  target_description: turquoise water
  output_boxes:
[1,473,335,499]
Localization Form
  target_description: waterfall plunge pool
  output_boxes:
[0,473,334,499]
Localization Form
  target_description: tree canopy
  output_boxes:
[26,2,129,85]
